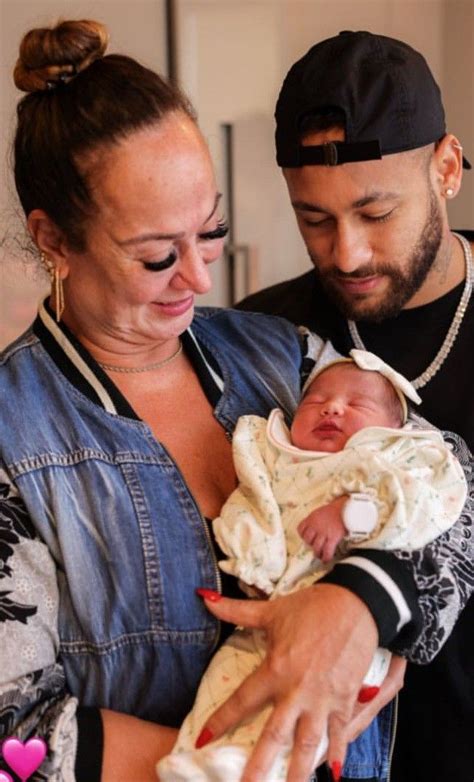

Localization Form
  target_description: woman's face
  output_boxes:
[60,112,226,352]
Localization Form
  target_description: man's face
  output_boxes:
[283,129,444,321]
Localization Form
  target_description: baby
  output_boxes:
[293,351,420,564]
[158,350,467,782]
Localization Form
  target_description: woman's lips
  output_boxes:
[154,296,194,316]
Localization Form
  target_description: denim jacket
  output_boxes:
[0,303,405,780]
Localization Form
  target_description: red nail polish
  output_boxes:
[195,588,222,602]
[357,685,380,703]
[331,760,342,782]
[195,726,214,749]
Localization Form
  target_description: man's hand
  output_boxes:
[298,497,348,562]
[196,583,378,782]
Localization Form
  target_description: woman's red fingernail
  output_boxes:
[195,588,222,602]
[331,760,342,782]
[357,685,380,703]
[195,726,214,748]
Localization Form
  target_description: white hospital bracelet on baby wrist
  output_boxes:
[342,493,378,538]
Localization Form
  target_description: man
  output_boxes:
[238,31,474,782]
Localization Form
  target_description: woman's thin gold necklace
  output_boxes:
[98,340,183,373]
[347,232,473,390]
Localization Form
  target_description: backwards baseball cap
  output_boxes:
[276,30,471,169]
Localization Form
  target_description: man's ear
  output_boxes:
[432,134,463,200]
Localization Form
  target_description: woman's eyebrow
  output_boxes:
[117,193,223,246]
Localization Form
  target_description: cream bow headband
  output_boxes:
[302,349,422,423]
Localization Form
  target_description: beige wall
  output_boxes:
[443,0,474,229]
[0,0,472,344]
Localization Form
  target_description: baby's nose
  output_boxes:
[321,399,344,416]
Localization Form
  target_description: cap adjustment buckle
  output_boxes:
[323,142,338,166]
[293,139,383,168]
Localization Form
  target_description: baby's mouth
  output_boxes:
[315,420,342,432]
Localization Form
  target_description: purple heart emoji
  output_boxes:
[2,737,47,781]
[0,772,13,782]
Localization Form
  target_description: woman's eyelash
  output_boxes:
[199,220,229,240]
[142,251,178,272]
[141,221,228,271]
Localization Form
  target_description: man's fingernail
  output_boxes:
[195,588,222,602]
[195,726,214,748]
[357,685,380,703]
[331,761,342,781]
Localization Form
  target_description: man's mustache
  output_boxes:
[323,265,396,281]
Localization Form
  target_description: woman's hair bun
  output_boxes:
[14,19,109,93]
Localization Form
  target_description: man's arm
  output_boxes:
[390,429,474,661]
[321,429,473,662]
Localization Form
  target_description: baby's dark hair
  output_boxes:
[13,19,196,252]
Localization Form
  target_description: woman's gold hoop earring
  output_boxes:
[40,251,65,323]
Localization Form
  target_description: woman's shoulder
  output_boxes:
[0,326,37,368]
[192,307,335,382]
[194,305,301,329]
[192,306,309,358]
[193,306,313,346]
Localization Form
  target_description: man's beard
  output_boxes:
[310,189,443,322]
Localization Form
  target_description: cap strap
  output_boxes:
[295,140,382,167]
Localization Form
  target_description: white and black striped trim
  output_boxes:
[34,303,137,417]
[33,300,224,417]
[181,330,223,406]
[36,303,121,415]
[321,549,422,648]
[339,556,412,631]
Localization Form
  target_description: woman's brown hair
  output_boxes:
[13,20,196,251]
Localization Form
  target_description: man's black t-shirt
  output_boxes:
[237,230,474,782]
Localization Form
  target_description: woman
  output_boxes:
[1,18,472,782]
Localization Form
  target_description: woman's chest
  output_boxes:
[119,370,237,518]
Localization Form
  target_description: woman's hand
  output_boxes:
[196,584,378,782]
[101,709,178,781]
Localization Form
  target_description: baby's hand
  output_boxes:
[237,579,269,600]
[297,496,348,563]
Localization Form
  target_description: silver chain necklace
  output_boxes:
[347,232,473,390]
[98,341,183,373]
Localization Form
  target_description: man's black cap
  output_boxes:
[275,30,471,169]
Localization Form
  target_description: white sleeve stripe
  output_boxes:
[338,556,412,631]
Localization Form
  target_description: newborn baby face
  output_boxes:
[290,363,402,452]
